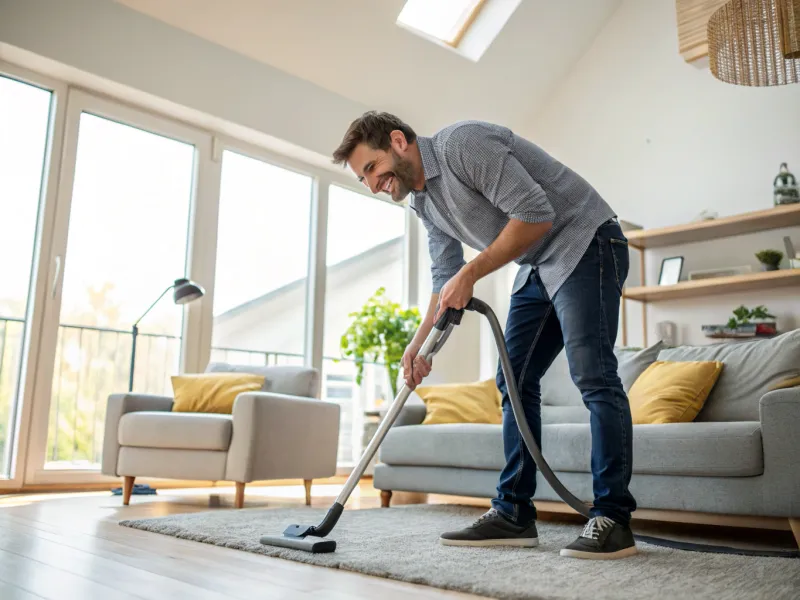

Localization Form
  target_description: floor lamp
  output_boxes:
[129,278,205,392]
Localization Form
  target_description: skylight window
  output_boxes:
[397,0,487,48]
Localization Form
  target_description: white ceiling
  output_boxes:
[115,0,621,135]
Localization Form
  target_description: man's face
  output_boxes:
[348,133,418,203]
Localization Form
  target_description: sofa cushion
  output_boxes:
[171,372,265,414]
[657,329,800,422]
[380,421,763,477]
[416,379,502,425]
[540,341,664,408]
[380,423,503,470]
[542,406,589,425]
[206,362,319,398]
[546,421,763,476]
[119,411,232,451]
[628,360,723,424]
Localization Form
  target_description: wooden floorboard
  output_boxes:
[0,484,482,600]
[2,482,794,599]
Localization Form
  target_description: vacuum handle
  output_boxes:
[433,307,463,330]
[432,297,489,331]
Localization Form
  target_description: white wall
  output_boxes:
[521,0,800,348]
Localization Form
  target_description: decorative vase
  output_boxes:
[774,163,799,206]
[760,263,779,271]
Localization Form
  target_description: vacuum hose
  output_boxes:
[461,298,592,518]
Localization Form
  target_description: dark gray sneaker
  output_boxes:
[439,508,539,547]
[560,516,637,559]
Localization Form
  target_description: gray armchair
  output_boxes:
[101,363,340,507]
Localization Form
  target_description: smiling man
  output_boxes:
[332,111,638,560]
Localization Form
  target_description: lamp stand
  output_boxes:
[128,284,174,393]
[128,324,139,392]
[126,278,204,393]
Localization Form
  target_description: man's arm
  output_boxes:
[434,124,555,320]
[465,218,551,283]
[411,292,440,346]
[434,218,551,321]
[445,123,556,225]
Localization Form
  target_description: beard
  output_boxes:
[387,150,417,202]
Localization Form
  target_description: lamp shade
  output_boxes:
[708,0,800,86]
[173,278,205,304]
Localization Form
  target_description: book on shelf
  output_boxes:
[701,322,778,339]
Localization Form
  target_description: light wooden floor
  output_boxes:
[0,481,484,600]
[1,481,796,599]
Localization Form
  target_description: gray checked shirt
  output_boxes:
[410,121,616,299]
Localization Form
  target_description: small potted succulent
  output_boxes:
[755,249,783,271]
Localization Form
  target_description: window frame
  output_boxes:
[0,58,416,488]
[397,0,488,48]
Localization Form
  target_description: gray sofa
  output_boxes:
[102,363,339,507]
[373,329,800,540]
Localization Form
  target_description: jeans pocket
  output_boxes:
[609,238,630,293]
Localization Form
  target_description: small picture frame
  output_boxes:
[658,256,684,286]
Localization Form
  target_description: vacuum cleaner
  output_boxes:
[259,297,591,553]
[259,298,800,558]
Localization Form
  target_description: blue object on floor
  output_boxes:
[111,483,157,496]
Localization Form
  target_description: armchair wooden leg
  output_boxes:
[790,518,800,549]
[303,479,312,506]
[235,482,245,509]
[122,476,135,506]
[381,490,392,508]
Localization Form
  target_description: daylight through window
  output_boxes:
[397,0,486,47]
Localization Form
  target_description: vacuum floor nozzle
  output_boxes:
[258,533,336,553]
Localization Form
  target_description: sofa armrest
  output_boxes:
[394,404,427,427]
[225,392,340,483]
[101,393,173,476]
[759,387,800,515]
[389,390,427,427]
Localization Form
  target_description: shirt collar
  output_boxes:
[417,136,441,181]
[411,136,440,210]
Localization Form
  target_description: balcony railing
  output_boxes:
[0,317,391,470]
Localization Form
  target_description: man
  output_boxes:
[332,112,637,560]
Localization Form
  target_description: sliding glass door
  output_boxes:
[322,185,406,466]
[1,59,414,487]
[24,90,211,481]
[0,74,54,480]
[208,148,313,367]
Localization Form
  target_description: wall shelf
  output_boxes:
[625,204,800,249]
[624,268,800,302]
[621,204,800,346]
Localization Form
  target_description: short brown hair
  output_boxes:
[332,111,417,166]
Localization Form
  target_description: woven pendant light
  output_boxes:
[708,0,800,85]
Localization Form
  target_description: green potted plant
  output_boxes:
[340,287,421,399]
[755,249,783,271]
[720,304,777,337]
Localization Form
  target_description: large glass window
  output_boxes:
[45,113,196,469]
[0,75,52,477]
[322,186,406,466]
[209,150,312,367]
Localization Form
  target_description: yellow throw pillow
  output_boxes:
[416,379,503,425]
[171,373,265,414]
[769,375,800,391]
[628,361,723,424]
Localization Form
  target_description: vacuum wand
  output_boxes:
[259,297,590,554]
[259,304,462,552]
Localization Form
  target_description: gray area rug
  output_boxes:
[120,504,800,600]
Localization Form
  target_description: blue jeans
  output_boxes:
[491,219,637,526]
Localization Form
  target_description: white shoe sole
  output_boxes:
[559,545,638,559]
[440,537,539,548]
